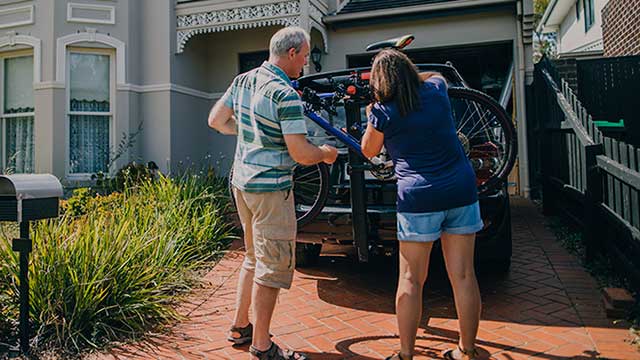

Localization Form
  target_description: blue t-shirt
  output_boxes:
[368,77,478,213]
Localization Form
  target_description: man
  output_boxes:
[208,27,338,360]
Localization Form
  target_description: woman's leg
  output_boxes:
[440,232,481,356]
[396,241,434,359]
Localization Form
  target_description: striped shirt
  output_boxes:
[222,61,308,192]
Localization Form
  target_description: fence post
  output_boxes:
[584,143,604,262]
[541,69,557,216]
[541,128,555,216]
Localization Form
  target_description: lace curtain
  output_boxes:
[69,53,110,174]
[4,56,34,173]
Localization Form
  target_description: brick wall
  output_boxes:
[551,58,579,94]
[602,0,640,57]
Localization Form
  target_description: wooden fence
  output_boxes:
[532,58,640,290]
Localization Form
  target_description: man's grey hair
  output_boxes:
[269,27,310,57]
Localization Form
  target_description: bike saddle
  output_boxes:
[365,34,414,52]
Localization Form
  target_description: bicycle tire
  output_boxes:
[293,162,330,227]
[447,86,517,196]
[228,162,330,228]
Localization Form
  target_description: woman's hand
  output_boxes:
[419,71,447,84]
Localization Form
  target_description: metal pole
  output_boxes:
[345,99,369,262]
[13,221,31,354]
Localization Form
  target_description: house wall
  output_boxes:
[323,11,518,70]
[557,0,608,53]
[602,0,640,57]
[170,26,284,176]
[138,0,173,174]
[0,0,144,180]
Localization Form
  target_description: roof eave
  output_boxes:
[324,0,517,24]
[536,0,576,34]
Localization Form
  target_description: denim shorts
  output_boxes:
[397,201,484,242]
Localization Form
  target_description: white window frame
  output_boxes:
[0,49,35,173]
[65,47,116,180]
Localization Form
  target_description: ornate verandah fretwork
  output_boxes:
[176,0,303,53]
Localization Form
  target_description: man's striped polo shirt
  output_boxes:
[222,61,307,192]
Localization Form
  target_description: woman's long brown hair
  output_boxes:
[370,49,421,117]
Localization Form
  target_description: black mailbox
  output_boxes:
[0,174,63,222]
[0,174,63,355]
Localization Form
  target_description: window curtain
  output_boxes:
[69,53,110,174]
[4,56,34,173]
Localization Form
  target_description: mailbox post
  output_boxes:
[0,174,63,354]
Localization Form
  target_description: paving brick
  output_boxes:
[90,198,639,360]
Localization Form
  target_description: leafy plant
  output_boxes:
[93,161,159,193]
[0,174,234,355]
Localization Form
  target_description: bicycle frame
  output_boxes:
[304,106,364,156]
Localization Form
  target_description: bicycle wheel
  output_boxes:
[292,162,330,227]
[448,87,517,196]
[228,163,330,228]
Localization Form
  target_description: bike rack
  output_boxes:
[344,99,370,262]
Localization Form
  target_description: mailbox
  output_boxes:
[0,174,63,355]
[0,174,63,222]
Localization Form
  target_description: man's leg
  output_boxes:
[251,283,280,351]
[232,267,254,329]
[245,190,297,357]
[396,241,433,359]
[231,188,256,335]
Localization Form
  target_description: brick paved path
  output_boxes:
[90,198,639,360]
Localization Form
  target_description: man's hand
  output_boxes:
[284,134,339,165]
[319,145,338,164]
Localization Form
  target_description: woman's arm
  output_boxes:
[361,104,385,158]
[419,72,448,87]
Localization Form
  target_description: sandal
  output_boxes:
[249,342,308,360]
[443,345,479,360]
[227,323,253,345]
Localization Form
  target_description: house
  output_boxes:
[0,0,534,196]
[537,0,609,57]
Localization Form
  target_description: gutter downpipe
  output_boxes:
[516,0,531,198]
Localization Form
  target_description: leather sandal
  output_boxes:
[227,323,253,345]
[443,345,479,360]
[249,342,308,360]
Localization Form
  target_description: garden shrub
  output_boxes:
[0,174,234,354]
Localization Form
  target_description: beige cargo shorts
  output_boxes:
[232,187,297,289]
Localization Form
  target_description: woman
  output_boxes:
[361,49,483,360]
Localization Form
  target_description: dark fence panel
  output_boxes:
[577,56,640,145]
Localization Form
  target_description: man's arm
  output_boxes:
[284,134,338,165]
[208,100,237,135]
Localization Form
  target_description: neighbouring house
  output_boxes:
[602,0,640,57]
[537,0,609,57]
[0,0,534,196]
